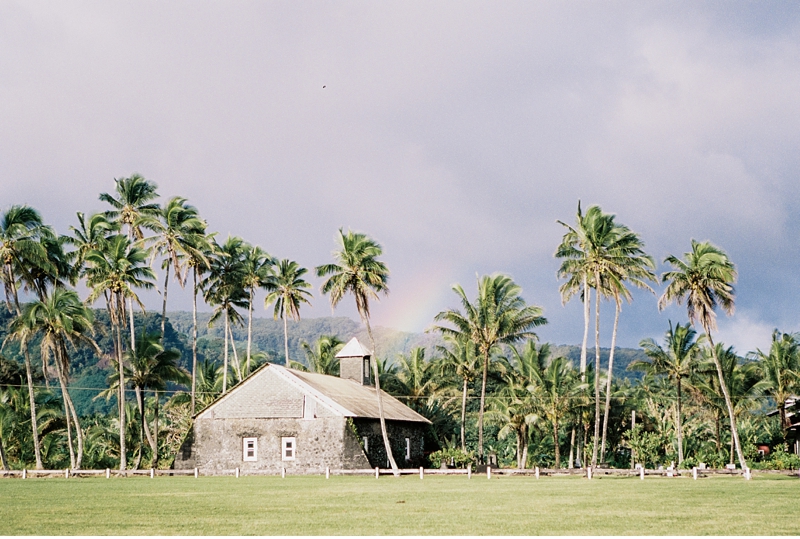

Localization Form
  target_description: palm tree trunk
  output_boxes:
[592,280,601,467]
[600,298,620,462]
[478,350,489,463]
[715,412,721,454]
[55,364,75,469]
[580,275,589,379]
[283,315,289,367]
[516,430,523,469]
[0,433,8,470]
[247,287,253,373]
[153,390,159,468]
[135,386,156,460]
[191,268,198,413]
[521,426,528,469]
[553,417,560,468]
[228,323,242,382]
[706,332,747,470]
[21,336,43,469]
[161,259,170,342]
[460,378,468,451]
[676,376,683,465]
[568,427,575,469]
[223,308,229,394]
[115,299,127,471]
[363,317,399,476]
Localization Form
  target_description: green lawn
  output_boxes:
[1,473,797,535]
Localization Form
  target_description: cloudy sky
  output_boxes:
[2,1,799,352]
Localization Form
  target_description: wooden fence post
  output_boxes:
[420,467,424,480]
[194,467,198,479]
[150,468,154,479]
[326,466,330,479]
[467,465,471,479]
[22,469,26,480]
[375,467,379,479]
[640,467,644,480]
[235,467,240,478]
[65,468,69,479]
[587,466,592,480]
[281,467,285,478]
[692,467,697,480]
[487,466,491,479]
[535,466,539,479]
[106,468,110,479]
[744,468,751,480]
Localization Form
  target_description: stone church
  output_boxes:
[173,338,432,474]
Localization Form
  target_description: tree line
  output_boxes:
[0,178,798,473]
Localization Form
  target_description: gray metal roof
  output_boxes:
[286,368,431,424]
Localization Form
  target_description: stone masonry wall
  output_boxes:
[352,419,428,468]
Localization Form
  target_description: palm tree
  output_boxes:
[316,229,398,474]
[631,322,700,465]
[99,174,161,241]
[659,240,747,470]
[12,288,99,469]
[143,196,208,343]
[184,231,215,413]
[125,331,188,468]
[264,259,312,366]
[435,335,481,451]
[537,353,579,468]
[202,236,248,394]
[85,234,155,470]
[0,204,51,469]
[241,245,274,372]
[295,335,344,375]
[395,347,436,414]
[69,211,117,273]
[432,273,547,463]
[753,331,799,438]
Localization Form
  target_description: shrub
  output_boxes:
[428,447,475,469]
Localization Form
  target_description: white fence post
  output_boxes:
[150,468,154,479]
[326,466,330,479]
[106,468,110,479]
[535,466,539,479]
[419,467,424,480]
[194,467,198,479]
[375,467,379,479]
[587,466,592,480]
[640,467,645,480]
[22,469,26,480]
[65,468,69,479]
[693,467,697,480]
[467,465,471,479]
[487,466,491,480]
[744,467,751,480]
[281,467,285,478]
[235,467,240,478]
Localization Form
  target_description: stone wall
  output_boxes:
[173,415,370,474]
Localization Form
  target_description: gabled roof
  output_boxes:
[336,337,372,358]
[197,363,430,424]
[286,367,430,424]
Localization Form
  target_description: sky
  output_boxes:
[2,1,800,353]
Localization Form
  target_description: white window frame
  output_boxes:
[243,437,258,462]
[405,437,411,460]
[282,436,296,461]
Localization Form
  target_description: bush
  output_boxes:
[759,445,800,470]
[428,447,475,469]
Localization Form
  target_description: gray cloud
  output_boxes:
[2,1,799,353]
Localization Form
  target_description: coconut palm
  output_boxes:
[202,236,248,394]
[395,347,436,414]
[659,240,747,470]
[753,331,799,437]
[184,232,215,412]
[124,331,188,468]
[11,288,99,469]
[295,335,344,375]
[316,229,398,474]
[432,273,546,463]
[537,353,580,469]
[142,196,208,342]
[0,204,51,469]
[99,174,161,241]
[264,259,312,367]
[241,245,274,372]
[631,322,700,465]
[69,211,117,273]
[85,234,155,470]
[434,335,481,451]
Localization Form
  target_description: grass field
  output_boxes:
[1,473,797,535]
